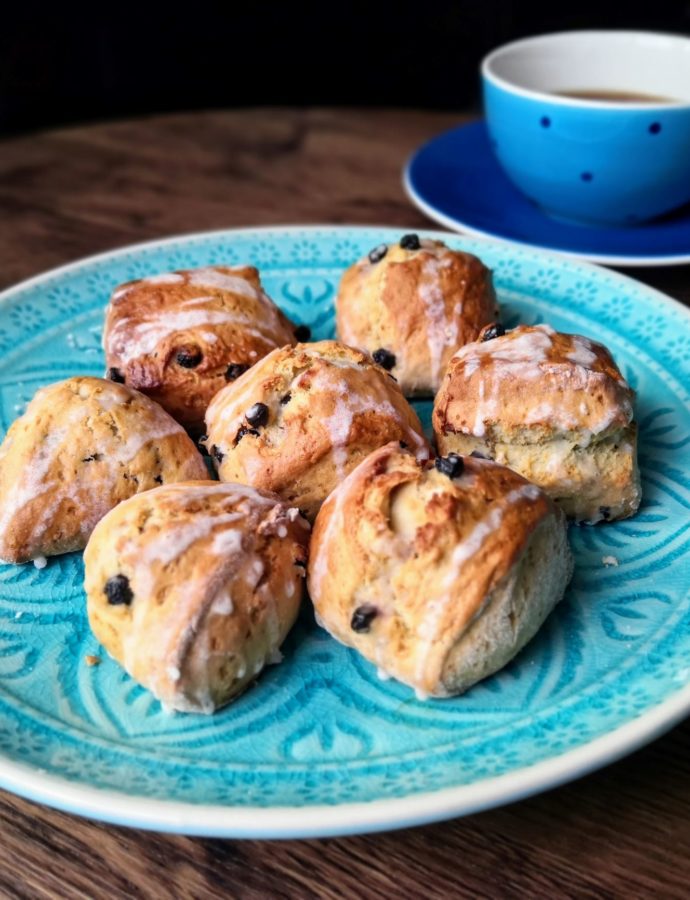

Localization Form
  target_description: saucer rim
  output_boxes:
[403,126,690,268]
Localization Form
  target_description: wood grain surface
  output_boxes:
[0,108,688,899]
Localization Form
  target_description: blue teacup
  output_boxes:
[482,31,690,226]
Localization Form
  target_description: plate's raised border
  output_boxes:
[5,223,690,297]
[0,225,689,838]
[1,684,689,838]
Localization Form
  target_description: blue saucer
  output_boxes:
[404,121,690,266]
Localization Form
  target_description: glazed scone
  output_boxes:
[336,234,497,395]
[309,443,572,698]
[103,265,301,432]
[0,377,208,563]
[85,481,309,714]
[433,323,641,523]
[203,340,431,520]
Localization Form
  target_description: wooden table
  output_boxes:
[0,109,688,899]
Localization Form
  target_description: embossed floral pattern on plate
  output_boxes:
[0,227,688,837]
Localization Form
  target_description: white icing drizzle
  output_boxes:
[566,337,598,367]
[337,314,358,348]
[94,386,124,412]
[589,404,626,436]
[107,308,269,364]
[177,297,220,308]
[188,267,259,299]
[525,401,579,430]
[473,379,488,438]
[206,350,279,429]
[144,273,185,286]
[106,267,289,364]
[111,420,185,470]
[250,558,265,582]
[122,524,248,697]
[120,492,265,705]
[449,482,541,575]
[316,379,385,478]
[418,257,455,386]
[161,481,275,504]
[353,243,462,387]
[133,512,244,577]
[112,273,183,302]
[453,325,631,437]
[453,324,555,373]
[0,400,86,540]
[414,483,542,686]
[212,592,234,615]
[258,576,282,675]
[207,346,429,472]
[304,366,426,478]
[0,378,199,556]
[167,665,181,682]
[418,239,454,258]
[0,434,13,466]
[210,527,245,558]
[116,481,301,713]
[308,467,354,602]
[302,352,362,372]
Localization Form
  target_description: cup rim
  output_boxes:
[481,30,690,110]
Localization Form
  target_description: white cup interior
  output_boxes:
[483,31,690,105]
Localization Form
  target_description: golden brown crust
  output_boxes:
[308,443,572,697]
[84,481,310,714]
[0,377,208,563]
[336,239,496,395]
[204,340,431,520]
[433,324,634,444]
[103,265,297,432]
[432,325,641,522]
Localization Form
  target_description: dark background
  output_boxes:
[1,1,689,135]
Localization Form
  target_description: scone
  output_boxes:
[84,481,310,714]
[336,234,497,395]
[433,323,641,523]
[0,377,208,563]
[103,265,302,432]
[203,340,431,520]
[309,443,572,698]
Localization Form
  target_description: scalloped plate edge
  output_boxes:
[1,224,689,837]
[5,224,690,312]
[1,682,689,838]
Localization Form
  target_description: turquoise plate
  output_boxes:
[0,226,689,838]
